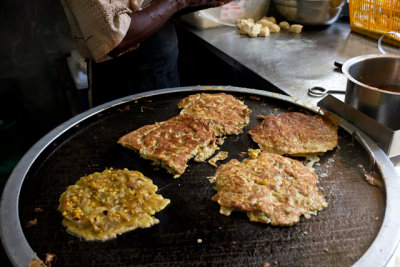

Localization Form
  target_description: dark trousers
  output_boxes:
[89,21,180,106]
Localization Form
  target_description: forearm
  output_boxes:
[110,0,181,56]
[110,0,232,56]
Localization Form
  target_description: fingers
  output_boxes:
[211,0,232,7]
[182,0,232,9]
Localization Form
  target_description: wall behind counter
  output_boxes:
[0,1,79,187]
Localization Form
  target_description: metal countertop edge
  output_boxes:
[0,86,398,267]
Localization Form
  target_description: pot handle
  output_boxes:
[378,31,400,54]
[334,61,343,69]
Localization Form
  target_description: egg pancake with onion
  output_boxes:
[58,168,170,241]
[210,150,327,226]
[118,114,217,178]
[249,112,338,156]
[178,93,251,136]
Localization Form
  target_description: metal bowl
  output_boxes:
[272,0,346,25]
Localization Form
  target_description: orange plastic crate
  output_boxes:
[349,0,400,46]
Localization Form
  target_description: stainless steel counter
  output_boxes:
[177,20,384,106]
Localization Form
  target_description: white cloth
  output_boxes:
[61,0,152,62]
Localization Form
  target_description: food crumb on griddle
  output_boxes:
[34,208,43,213]
[118,105,131,112]
[140,106,155,113]
[263,262,270,267]
[239,151,247,157]
[26,218,38,228]
[216,137,226,146]
[208,151,229,167]
[29,257,46,267]
[197,238,203,244]
[249,96,261,100]
[45,253,57,267]
[364,171,383,189]
[257,114,267,120]
[323,247,329,253]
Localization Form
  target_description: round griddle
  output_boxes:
[1,86,400,266]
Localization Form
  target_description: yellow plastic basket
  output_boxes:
[349,0,400,46]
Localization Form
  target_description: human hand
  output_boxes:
[178,0,233,9]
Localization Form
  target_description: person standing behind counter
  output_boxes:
[61,0,233,106]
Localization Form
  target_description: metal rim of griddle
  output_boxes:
[1,86,399,267]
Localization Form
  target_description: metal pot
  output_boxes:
[342,54,400,129]
[272,0,345,25]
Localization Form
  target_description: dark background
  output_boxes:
[0,2,76,264]
[0,1,77,189]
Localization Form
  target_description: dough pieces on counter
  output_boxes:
[237,17,303,38]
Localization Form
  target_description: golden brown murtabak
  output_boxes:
[118,114,217,178]
[210,150,327,226]
[249,112,338,156]
[178,93,251,136]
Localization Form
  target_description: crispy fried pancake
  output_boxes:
[178,93,251,136]
[249,112,338,156]
[58,168,170,241]
[211,150,327,226]
[118,114,217,178]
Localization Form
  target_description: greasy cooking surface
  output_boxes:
[19,91,384,266]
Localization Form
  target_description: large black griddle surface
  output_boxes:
[19,91,384,266]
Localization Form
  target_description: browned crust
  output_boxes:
[118,114,216,176]
[211,151,327,226]
[178,93,251,136]
[248,112,338,155]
